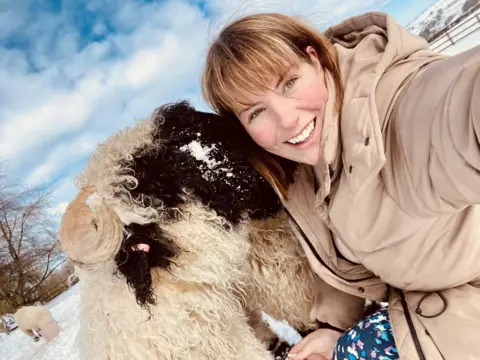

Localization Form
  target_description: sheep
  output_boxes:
[14,305,60,342]
[59,101,319,360]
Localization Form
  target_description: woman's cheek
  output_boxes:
[248,124,277,149]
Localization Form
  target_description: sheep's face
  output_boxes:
[118,101,296,226]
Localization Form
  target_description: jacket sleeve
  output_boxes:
[390,45,480,213]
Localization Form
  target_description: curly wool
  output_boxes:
[76,235,271,360]
[75,118,161,225]
[246,213,319,332]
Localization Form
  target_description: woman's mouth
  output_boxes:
[286,118,316,146]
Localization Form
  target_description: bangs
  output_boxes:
[206,34,305,114]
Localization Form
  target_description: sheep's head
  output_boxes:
[62,101,296,309]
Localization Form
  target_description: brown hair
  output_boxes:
[202,13,343,199]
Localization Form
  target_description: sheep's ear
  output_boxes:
[115,223,179,309]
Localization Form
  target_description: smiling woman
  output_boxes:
[202,10,480,360]
[202,13,343,199]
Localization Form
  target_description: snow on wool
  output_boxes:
[179,140,235,182]
[85,192,102,212]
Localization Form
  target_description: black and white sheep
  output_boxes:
[59,101,319,360]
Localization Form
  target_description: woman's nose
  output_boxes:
[272,101,299,129]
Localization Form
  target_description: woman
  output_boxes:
[201,11,480,360]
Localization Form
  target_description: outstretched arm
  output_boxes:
[389,45,480,213]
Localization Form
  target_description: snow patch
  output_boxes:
[407,0,472,38]
[179,141,220,169]
[0,286,81,360]
[179,140,235,182]
[85,192,102,212]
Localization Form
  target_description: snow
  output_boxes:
[407,0,466,36]
[85,192,102,211]
[263,314,302,346]
[0,285,81,360]
[432,7,480,54]
[439,22,480,54]
[179,139,235,182]
[179,140,220,169]
[0,284,299,360]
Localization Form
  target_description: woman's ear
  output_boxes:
[305,45,322,71]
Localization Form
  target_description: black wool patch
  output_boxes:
[115,223,180,308]
[118,101,296,226]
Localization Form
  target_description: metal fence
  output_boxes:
[428,4,480,53]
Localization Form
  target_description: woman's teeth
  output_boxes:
[287,119,315,145]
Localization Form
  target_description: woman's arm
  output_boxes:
[389,45,480,213]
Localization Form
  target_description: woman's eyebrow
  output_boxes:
[238,102,259,115]
[276,65,296,89]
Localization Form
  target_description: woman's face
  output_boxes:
[236,47,328,166]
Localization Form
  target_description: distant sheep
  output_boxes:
[59,101,319,360]
[14,305,60,342]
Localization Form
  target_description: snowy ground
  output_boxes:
[0,284,300,360]
[441,29,480,55]
[0,285,81,360]
[407,0,466,36]
[442,20,480,55]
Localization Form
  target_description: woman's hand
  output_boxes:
[287,328,343,360]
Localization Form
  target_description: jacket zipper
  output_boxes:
[283,207,374,283]
[399,290,426,360]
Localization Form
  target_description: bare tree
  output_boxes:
[0,162,64,308]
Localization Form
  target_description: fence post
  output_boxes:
[446,32,455,45]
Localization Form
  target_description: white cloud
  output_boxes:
[26,133,99,186]
[47,201,69,216]
[0,0,208,164]
[123,35,181,89]
[0,0,29,41]
[0,79,102,159]
[205,0,393,32]
[92,21,107,36]
[52,177,78,202]
[47,176,79,220]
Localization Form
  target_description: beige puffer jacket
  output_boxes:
[283,12,480,360]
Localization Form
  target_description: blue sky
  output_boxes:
[0,0,442,218]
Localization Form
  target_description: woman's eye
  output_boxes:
[284,77,298,91]
[249,108,264,122]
